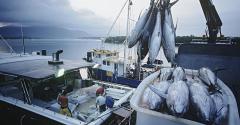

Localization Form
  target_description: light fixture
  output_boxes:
[55,68,65,78]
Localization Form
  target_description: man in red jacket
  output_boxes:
[57,90,72,117]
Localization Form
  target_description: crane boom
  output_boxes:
[199,0,222,42]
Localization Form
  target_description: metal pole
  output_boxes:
[21,25,25,55]
[124,0,131,77]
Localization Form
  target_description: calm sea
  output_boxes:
[3,39,171,66]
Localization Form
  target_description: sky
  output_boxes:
[0,0,239,36]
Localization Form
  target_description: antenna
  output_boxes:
[21,24,25,55]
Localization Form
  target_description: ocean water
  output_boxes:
[5,39,105,61]
[2,38,172,66]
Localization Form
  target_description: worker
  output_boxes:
[105,96,114,109]
[57,90,72,117]
[96,86,105,96]
[96,87,106,112]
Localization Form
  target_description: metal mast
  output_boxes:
[123,0,132,77]
[21,25,25,55]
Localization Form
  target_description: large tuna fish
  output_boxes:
[172,67,186,82]
[128,9,149,48]
[148,10,162,64]
[189,82,216,123]
[128,0,154,48]
[139,5,158,60]
[162,2,177,63]
[150,80,189,117]
[211,92,228,125]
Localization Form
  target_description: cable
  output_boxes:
[0,34,16,53]
[104,0,129,41]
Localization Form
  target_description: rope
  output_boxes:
[106,0,128,37]
[0,34,16,53]
[102,0,129,49]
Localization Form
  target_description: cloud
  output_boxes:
[0,0,239,37]
[171,0,240,36]
[0,0,110,36]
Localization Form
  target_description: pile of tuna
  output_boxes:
[141,67,228,125]
[128,0,179,64]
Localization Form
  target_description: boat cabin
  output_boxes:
[88,49,124,77]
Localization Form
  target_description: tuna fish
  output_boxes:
[128,9,149,48]
[211,92,228,125]
[140,5,158,60]
[128,0,155,48]
[172,67,186,82]
[150,80,189,117]
[189,82,216,123]
[148,10,162,64]
[162,2,177,63]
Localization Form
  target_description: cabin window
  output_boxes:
[103,60,106,65]
[96,54,101,58]
[107,61,110,66]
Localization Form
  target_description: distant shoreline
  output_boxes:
[1,36,239,45]
[104,36,240,45]
[1,36,102,40]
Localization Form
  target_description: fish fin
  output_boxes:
[147,58,151,64]
[149,85,167,98]
[216,104,228,115]
[158,32,161,37]
[138,10,143,20]
[170,0,179,8]
[175,18,178,32]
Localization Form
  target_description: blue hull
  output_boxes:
[91,69,141,88]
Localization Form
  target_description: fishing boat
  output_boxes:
[0,51,135,125]
[84,0,164,88]
[85,47,164,88]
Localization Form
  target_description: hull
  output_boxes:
[92,69,141,88]
[0,100,62,125]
